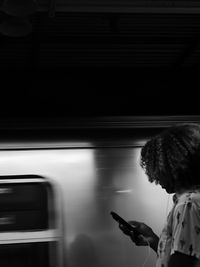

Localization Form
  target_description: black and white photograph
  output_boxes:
[0,0,200,267]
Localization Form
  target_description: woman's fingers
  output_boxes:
[118,223,149,246]
[119,224,131,235]
[128,221,141,227]
[119,224,138,240]
[134,234,148,246]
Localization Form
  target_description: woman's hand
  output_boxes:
[119,221,159,252]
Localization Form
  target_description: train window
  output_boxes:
[0,175,64,267]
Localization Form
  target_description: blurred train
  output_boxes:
[0,130,175,267]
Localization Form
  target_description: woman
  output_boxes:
[119,123,200,267]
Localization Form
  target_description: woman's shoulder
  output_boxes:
[176,189,200,207]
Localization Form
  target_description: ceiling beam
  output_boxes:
[0,116,200,130]
[37,6,200,14]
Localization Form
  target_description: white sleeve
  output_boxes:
[171,200,200,259]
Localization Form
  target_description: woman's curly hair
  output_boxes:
[140,123,200,192]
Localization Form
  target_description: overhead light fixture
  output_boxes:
[1,0,38,17]
[0,18,32,37]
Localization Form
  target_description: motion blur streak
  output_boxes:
[0,146,173,267]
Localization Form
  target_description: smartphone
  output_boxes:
[110,211,138,233]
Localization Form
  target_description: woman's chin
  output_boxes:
[161,184,174,193]
[165,187,175,194]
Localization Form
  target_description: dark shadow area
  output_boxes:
[0,67,199,119]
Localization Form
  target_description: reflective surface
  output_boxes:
[0,146,173,267]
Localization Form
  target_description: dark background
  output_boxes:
[0,1,200,138]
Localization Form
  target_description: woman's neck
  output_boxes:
[176,185,200,195]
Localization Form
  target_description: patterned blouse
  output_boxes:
[156,190,200,267]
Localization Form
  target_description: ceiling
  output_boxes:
[0,0,200,119]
